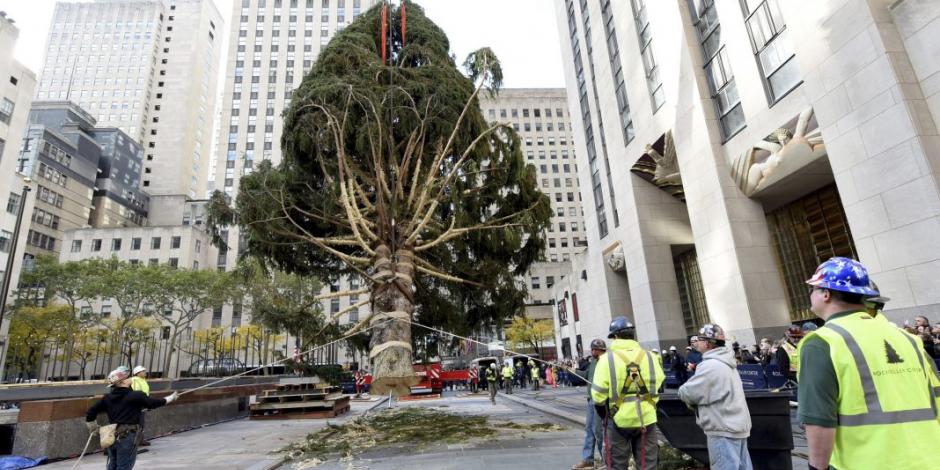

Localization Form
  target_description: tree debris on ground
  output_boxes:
[283,407,565,465]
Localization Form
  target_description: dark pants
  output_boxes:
[488,381,497,402]
[503,377,513,394]
[106,431,138,470]
[605,421,658,470]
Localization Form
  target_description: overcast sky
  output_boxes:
[0,0,566,89]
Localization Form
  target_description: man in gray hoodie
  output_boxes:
[678,324,753,470]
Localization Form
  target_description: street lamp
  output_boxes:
[0,177,33,379]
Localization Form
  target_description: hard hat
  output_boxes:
[864,281,891,306]
[490,363,497,369]
[132,366,147,375]
[786,325,804,338]
[805,257,879,296]
[661,349,667,355]
[589,338,607,351]
[697,324,726,342]
[107,368,130,386]
[801,322,818,333]
[669,346,677,351]
[607,316,635,339]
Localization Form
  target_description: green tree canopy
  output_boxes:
[211,2,550,394]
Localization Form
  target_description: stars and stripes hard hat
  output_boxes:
[805,257,879,296]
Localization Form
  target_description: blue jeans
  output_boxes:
[106,431,138,470]
[706,435,753,470]
[581,401,604,461]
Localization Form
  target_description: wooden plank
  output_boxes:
[259,391,332,401]
[250,396,349,411]
[249,404,350,420]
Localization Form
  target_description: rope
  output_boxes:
[177,318,393,397]
[400,317,603,389]
[69,319,395,467]
[70,431,96,470]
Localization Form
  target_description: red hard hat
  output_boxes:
[786,326,804,338]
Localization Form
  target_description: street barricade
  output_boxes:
[658,390,794,470]
[737,364,767,390]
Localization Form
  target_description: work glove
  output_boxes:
[164,391,179,404]
[85,421,100,433]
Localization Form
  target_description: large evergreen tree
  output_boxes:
[213,2,550,394]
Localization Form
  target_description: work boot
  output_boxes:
[571,460,594,469]
[139,441,151,447]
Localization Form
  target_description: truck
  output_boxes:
[410,362,444,395]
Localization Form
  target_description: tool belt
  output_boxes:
[115,424,142,442]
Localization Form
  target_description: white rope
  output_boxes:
[177,318,393,397]
[400,317,602,389]
[69,431,96,470]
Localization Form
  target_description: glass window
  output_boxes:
[151,237,161,249]
[171,236,181,249]
[742,0,800,102]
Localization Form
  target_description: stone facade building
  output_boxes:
[551,0,940,355]
[0,11,38,372]
[36,0,222,199]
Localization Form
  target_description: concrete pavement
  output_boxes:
[42,396,389,470]
[299,391,584,470]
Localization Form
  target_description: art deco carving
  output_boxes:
[646,131,681,186]
[631,130,685,201]
[728,107,825,197]
[607,248,626,272]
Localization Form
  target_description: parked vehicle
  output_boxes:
[186,358,245,377]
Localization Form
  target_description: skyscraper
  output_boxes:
[35,0,222,199]
[477,88,586,321]
[211,0,378,332]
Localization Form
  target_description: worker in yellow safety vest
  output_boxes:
[591,316,663,470]
[776,326,803,382]
[501,362,514,394]
[529,359,540,391]
[799,257,940,470]
[130,366,152,446]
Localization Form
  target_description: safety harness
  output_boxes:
[603,347,659,470]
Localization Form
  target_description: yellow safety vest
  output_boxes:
[501,366,513,378]
[590,339,664,429]
[130,376,150,396]
[807,311,940,469]
[868,311,940,422]
[781,341,799,373]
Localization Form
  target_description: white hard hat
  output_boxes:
[132,366,147,375]
[669,346,677,351]
[490,363,497,369]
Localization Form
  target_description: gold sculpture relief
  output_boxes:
[728,107,825,197]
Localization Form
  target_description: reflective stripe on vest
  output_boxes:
[825,322,937,426]
[607,351,619,405]
[645,351,658,397]
[781,341,799,372]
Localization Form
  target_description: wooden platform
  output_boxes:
[249,384,349,420]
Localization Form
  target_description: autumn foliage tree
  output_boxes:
[211,3,550,394]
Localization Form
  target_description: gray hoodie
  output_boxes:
[677,346,751,439]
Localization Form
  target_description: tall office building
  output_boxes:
[478,89,586,322]
[211,0,378,331]
[0,11,38,371]
[551,0,940,356]
[35,0,222,199]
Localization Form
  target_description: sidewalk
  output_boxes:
[42,396,388,470]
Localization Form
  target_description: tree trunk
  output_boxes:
[368,244,418,395]
[164,328,178,379]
